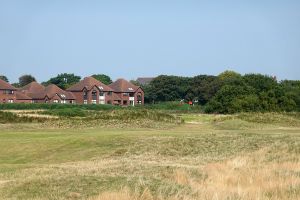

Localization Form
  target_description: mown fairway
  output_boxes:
[0,113,300,200]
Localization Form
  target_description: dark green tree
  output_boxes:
[92,74,112,85]
[147,75,192,102]
[19,74,36,87]
[243,74,277,93]
[186,75,222,104]
[0,75,9,82]
[43,73,81,89]
[204,84,256,113]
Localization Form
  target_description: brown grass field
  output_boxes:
[0,111,299,199]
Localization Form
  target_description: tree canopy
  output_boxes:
[0,75,9,82]
[142,71,300,113]
[42,73,81,89]
[18,75,36,87]
[91,74,112,85]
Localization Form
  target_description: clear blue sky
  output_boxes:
[0,0,299,83]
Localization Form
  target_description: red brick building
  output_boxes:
[0,79,17,103]
[19,82,76,103]
[67,76,114,104]
[109,79,144,106]
[0,76,144,106]
[43,84,76,104]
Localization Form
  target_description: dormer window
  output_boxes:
[99,86,104,90]
[128,88,133,91]
[3,90,13,94]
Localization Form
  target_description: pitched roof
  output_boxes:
[25,91,47,100]
[20,81,45,93]
[17,82,46,99]
[136,77,154,85]
[109,78,140,93]
[15,91,32,100]
[44,84,76,100]
[0,79,17,90]
[67,76,113,92]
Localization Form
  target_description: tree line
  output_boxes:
[138,71,300,113]
[1,71,299,113]
[0,74,112,89]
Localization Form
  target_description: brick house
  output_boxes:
[67,76,114,104]
[42,84,76,104]
[0,79,17,103]
[19,82,75,103]
[0,77,144,106]
[18,82,45,103]
[109,79,144,106]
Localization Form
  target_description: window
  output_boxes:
[92,90,97,100]
[99,86,104,90]
[123,100,128,105]
[137,93,142,101]
[8,99,14,103]
[99,91,104,96]
[83,91,88,100]
[130,100,134,106]
[53,100,58,103]
[61,100,66,104]
[91,100,97,104]
[84,100,88,104]
[60,94,66,98]
[3,90,13,94]
[123,93,129,96]
[129,93,134,97]
[128,88,133,91]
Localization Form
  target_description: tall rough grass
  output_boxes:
[0,111,46,123]
[91,148,300,200]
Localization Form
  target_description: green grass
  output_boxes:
[0,102,203,113]
[0,113,299,199]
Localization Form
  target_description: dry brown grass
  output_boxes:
[90,147,300,200]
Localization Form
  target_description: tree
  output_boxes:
[204,84,255,113]
[279,80,300,111]
[218,70,242,82]
[43,73,81,89]
[243,74,277,93]
[92,74,112,85]
[147,75,192,102]
[19,74,36,87]
[186,75,222,105]
[0,75,9,82]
